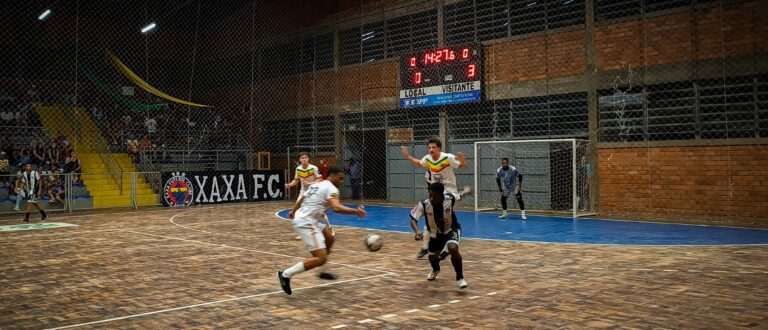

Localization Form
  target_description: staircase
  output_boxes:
[34,105,159,208]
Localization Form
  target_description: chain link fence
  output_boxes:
[1,1,765,223]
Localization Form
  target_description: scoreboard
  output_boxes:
[399,44,482,108]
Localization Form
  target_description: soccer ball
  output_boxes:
[364,234,383,252]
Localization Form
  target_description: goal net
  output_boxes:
[473,139,594,217]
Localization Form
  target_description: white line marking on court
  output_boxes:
[469,296,481,299]
[357,319,374,324]
[713,270,727,273]
[47,273,388,330]
[428,304,441,308]
[380,314,397,319]
[662,269,678,272]
[591,267,604,270]
[486,292,497,296]
[331,325,348,329]
[121,230,394,275]
[449,300,461,304]
[687,270,701,272]
[632,268,653,271]
[737,271,754,274]
[405,309,420,313]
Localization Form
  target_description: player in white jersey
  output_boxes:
[402,138,467,259]
[284,152,326,241]
[18,163,47,223]
[284,152,323,198]
[410,182,472,289]
[278,166,366,295]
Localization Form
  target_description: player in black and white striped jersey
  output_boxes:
[18,163,47,223]
[410,182,472,289]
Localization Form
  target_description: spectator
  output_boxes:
[45,142,59,168]
[109,121,123,147]
[63,151,81,183]
[145,116,157,139]
[53,131,66,146]
[16,111,29,126]
[127,139,140,163]
[10,174,23,211]
[0,108,14,125]
[0,151,9,186]
[18,147,31,166]
[32,143,46,167]
[346,158,362,199]
[48,170,66,208]
[2,136,15,164]
[139,135,151,151]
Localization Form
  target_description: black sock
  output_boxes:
[25,213,30,221]
[516,194,525,210]
[500,196,507,210]
[451,257,463,280]
[40,210,46,216]
[428,254,440,272]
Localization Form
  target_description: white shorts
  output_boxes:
[294,221,326,252]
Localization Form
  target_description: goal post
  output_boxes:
[473,139,595,218]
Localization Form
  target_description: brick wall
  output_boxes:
[599,146,768,223]
[596,1,768,70]
[484,29,586,84]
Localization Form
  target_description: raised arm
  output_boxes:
[400,146,423,167]
[329,198,366,218]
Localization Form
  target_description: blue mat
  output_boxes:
[275,205,768,246]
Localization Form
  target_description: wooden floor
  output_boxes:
[1,202,767,329]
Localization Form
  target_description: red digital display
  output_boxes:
[413,71,422,85]
[467,63,477,79]
[461,48,470,59]
[423,48,458,66]
[409,57,417,67]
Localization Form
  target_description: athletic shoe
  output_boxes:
[41,214,47,221]
[13,207,19,211]
[439,251,449,260]
[318,272,337,280]
[277,271,292,295]
[294,235,302,240]
[22,218,29,223]
[521,214,527,220]
[458,278,468,289]
[427,270,439,281]
[498,213,508,219]
[416,248,428,259]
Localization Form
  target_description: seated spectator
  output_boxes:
[48,171,66,208]
[45,142,59,167]
[1,136,14,165]
[53,131,66,146]
[145,116,157,139]
[127,139,140,163]
[0,109,14,125]
[63,151,81,184]
[0,151,9,186]
[140,135,151,151]
[32,144,46,167]
[18,147,31,166]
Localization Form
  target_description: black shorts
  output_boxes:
[428,229,461,253]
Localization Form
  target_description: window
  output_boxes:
[546,0,586,30]
[387,10,438,58]
[445,0,475,45]
[596,0,719,22]
[339,28,362,66]
[361,22,387,63]
[599,74,766,142]
[476,0,508,41]
[508,0,546,36]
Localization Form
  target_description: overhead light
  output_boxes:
[38,9,51,21]
[141,22,157,34]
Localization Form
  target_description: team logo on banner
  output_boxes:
[164,172,194,207]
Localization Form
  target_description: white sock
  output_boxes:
[521,210,526,215]
[502,210,507,215]
[283,262,306,278]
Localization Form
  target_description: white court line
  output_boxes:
[380,314,397,319]
[47,273,388,330]
[120,230,394,275]
[405,309,420,313]
[469,296,481,299]
[331,325,348,329]
[662,270,678,272]
[486,292,497,296]
[449,300,461,304]
[428,304,441,308]
[357,319,374,324]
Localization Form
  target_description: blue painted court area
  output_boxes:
[276,205,768,246]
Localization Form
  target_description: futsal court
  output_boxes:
[1,202,767,329]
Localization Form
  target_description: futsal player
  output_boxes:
[278,167,366,295]
[410,182,471,289]
[18,162,47,223]
[402,138,467,260]
[496,158,526,220]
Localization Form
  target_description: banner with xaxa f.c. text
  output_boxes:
[162,170,284,207]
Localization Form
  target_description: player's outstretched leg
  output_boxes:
[427,252,440,280]
[279,248,328,295]
[447,242,467,289]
